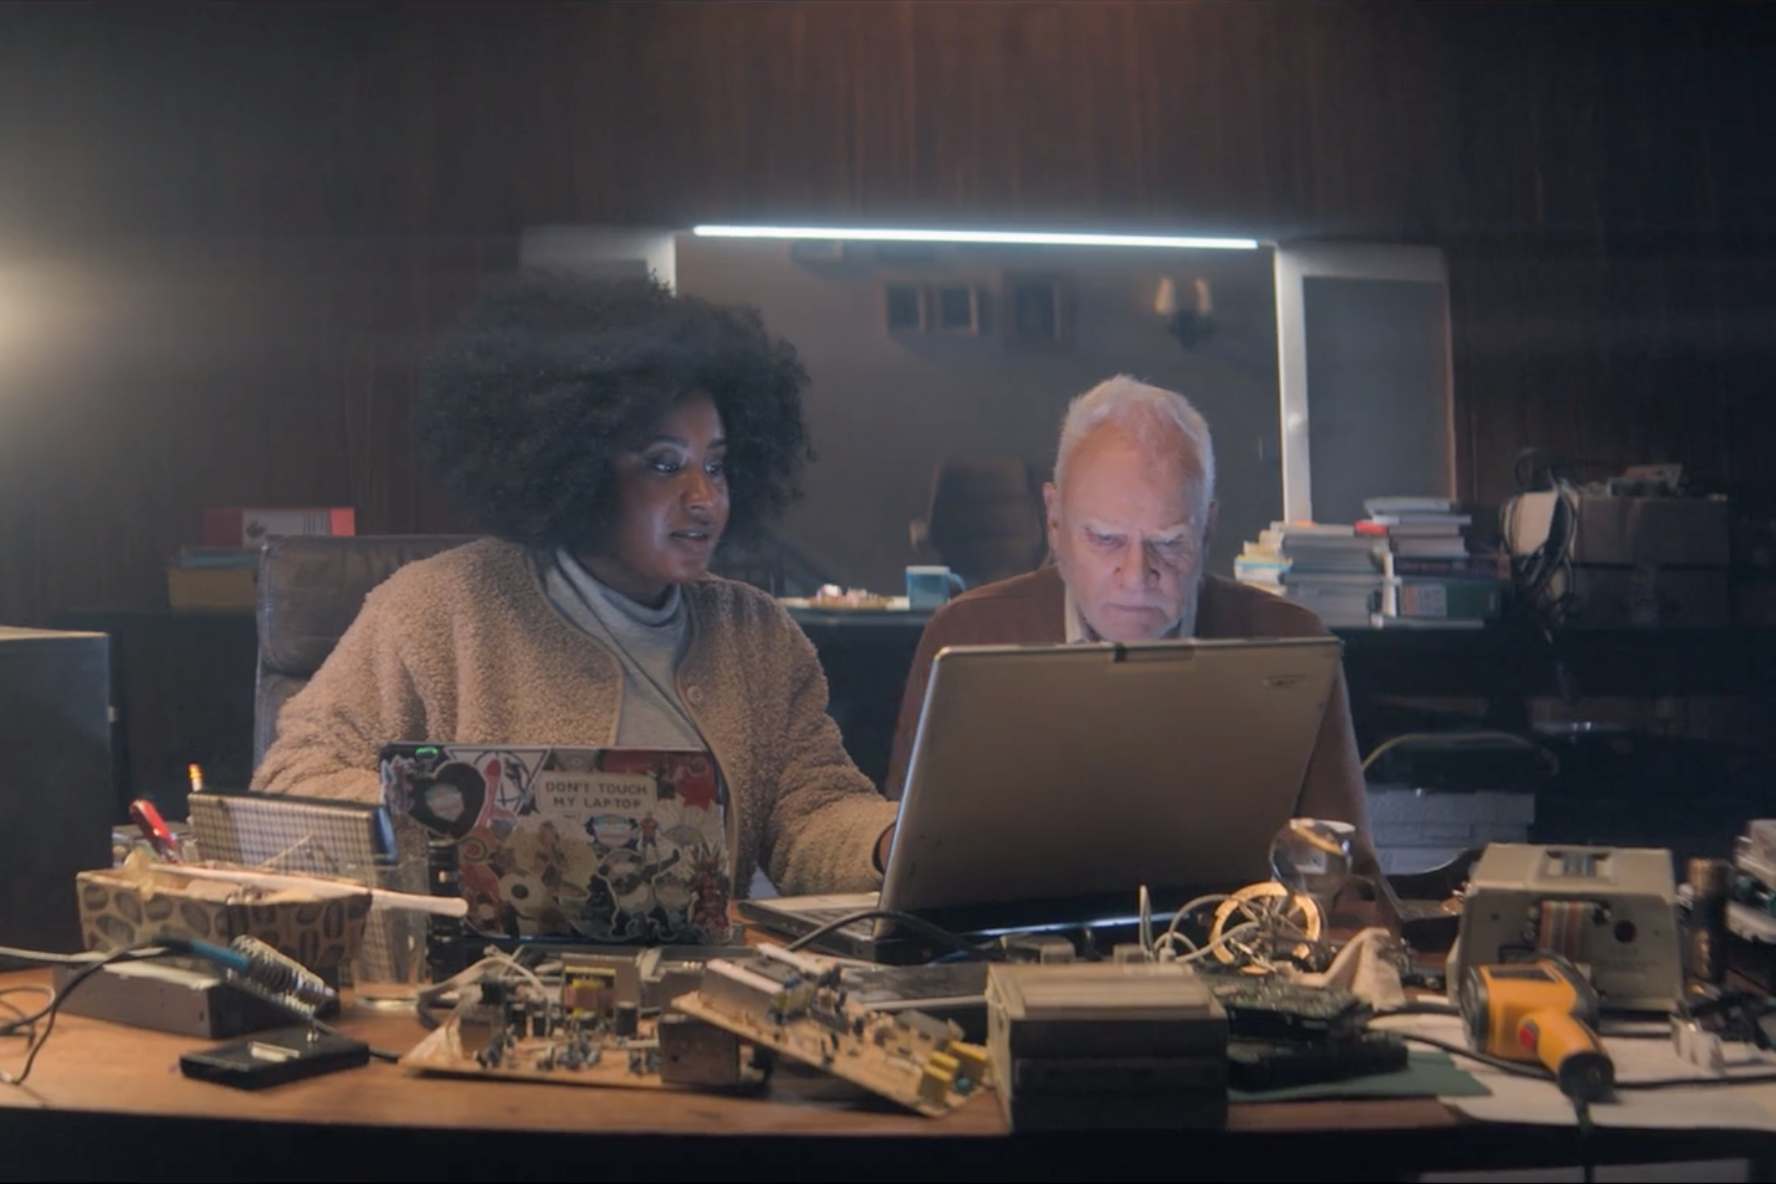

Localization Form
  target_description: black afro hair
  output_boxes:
[415,271,812,552]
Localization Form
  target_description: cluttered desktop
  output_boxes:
[6,641,1776,1181]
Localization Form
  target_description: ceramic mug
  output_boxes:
[906,565,966,609]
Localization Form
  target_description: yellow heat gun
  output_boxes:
[1458,954,1614,1103]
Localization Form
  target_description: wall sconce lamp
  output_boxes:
[1156,277,1214,349]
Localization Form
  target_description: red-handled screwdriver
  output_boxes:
[128,798,182,863]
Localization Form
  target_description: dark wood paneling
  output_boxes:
[1,2,1773,623]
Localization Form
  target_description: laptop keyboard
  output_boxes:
[740,895,882,944]
[788,905,877,929]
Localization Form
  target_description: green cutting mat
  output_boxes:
[1229,1049,1491,1103]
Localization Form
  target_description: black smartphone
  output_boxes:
[179,1024,370,1090]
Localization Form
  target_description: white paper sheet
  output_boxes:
[1370,1012,1776,1132]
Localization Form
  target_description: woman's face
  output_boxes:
[582,390,730,606]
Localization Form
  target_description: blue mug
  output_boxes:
[906,565,966,609]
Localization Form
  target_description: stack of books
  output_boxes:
[1357,497,1504,627]
[166,546,259,611]
[1235,522,1393,628]
[168,505,356,611]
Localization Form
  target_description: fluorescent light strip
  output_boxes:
[692,225,1259,250]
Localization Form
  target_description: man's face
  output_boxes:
[1045,425,1214,642]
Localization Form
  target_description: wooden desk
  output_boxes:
[2,972,1772,1182]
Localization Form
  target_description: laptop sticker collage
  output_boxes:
[381,745,732,945]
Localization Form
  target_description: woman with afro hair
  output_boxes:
[252,273,898,899]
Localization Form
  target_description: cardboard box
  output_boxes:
[1509,492,1729,566]
[76,867,370,978]
[1509,492,1731,626]
[1555,565,1730,627]
[203,507,356,547]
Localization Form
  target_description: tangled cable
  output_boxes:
[1139,882,1331,974]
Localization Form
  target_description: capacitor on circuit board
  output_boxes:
[1687,857,1731,991]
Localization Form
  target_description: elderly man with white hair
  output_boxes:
[885,374,1392,910]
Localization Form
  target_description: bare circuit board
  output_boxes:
[401,959,766,1092]
[670,944,991,1117]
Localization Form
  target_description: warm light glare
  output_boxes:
[693,225,1260,250]
[0,263,102,365]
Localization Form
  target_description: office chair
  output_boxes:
[253,534,478,768]
[908,456,1047,590]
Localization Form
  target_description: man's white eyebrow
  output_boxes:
[1079,521,1192,544]
[1146,525,1192,546]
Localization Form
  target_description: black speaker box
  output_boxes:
[0,626,113,965]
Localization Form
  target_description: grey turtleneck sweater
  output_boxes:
[544,550,704,752]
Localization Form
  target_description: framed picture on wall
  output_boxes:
[1002,272,1073,350]
[884,283,929,334]
[934,285,981,335]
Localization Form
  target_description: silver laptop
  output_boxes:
[742,636,1343,960]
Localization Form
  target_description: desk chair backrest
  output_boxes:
[913,456,1046,589]
[253,534,478,768]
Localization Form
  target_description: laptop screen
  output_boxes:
[379,743,733,946]
[877,637,1343,930]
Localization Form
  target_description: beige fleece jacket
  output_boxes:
[251,539,898,897]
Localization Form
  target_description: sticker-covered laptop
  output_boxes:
[379,743,731,946]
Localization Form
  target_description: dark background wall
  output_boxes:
[1,1,1772,624]
[674,237,1282,594]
